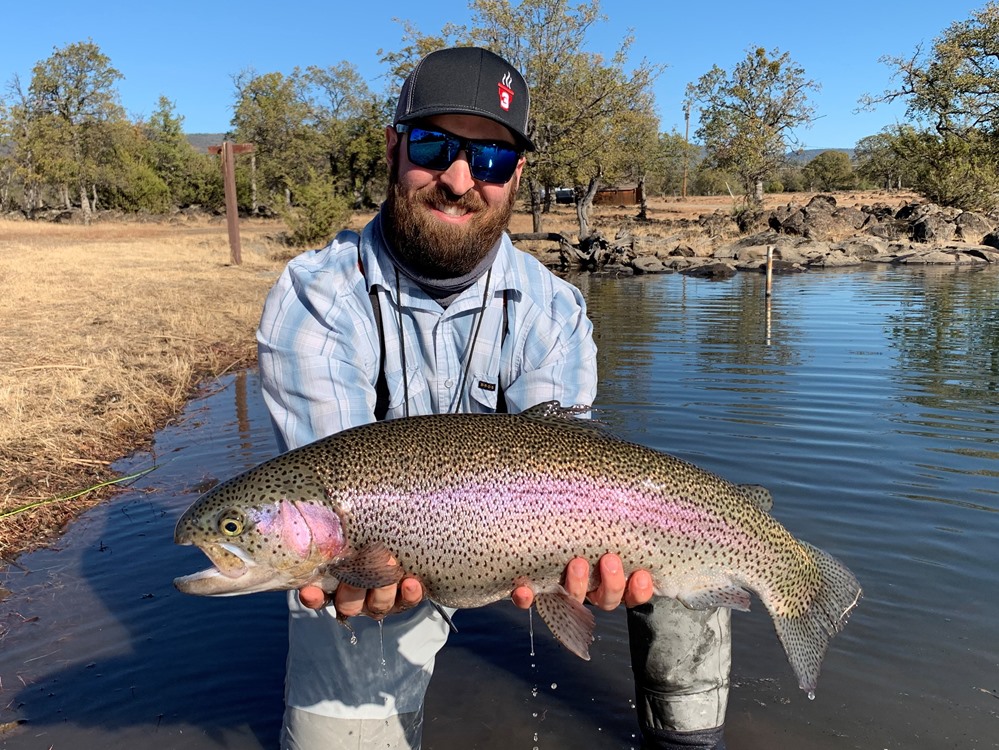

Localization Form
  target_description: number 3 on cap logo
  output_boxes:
[498,73,514,111]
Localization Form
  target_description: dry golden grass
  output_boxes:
[0,216,294,559]
[0,191,912,562]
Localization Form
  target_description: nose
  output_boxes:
[438,149,476,196]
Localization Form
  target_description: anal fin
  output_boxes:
[677,583,752,612]
[534,588,596,660]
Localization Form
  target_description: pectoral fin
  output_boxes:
[534,588,596,660]
[328,542,405,589]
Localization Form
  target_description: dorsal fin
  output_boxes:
[517,401,607,436]
[519,401,592,420]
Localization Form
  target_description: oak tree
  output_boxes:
[862,2,999,209]
[687,47,817,205]
[27,40,126,220]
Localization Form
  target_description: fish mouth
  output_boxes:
[173,542,267,596]
[196,542,254,578]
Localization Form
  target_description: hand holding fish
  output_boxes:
[297,573,424,616]
[511,555,655,610]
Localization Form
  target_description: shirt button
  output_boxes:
[444,379,454,388]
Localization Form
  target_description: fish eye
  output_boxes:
[217,511,245,537]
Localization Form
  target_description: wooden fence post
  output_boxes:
[208,142,256,266]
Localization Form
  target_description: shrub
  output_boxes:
[279,170,353,247]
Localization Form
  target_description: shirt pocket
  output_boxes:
[468,370,502,412]
[384,364,428,416]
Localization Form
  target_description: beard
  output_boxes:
[382,173,516,279]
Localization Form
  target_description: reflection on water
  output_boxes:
[2,268,998,749]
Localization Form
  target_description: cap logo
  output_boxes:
[498,72,514,112]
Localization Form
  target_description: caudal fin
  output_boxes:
[771,542,862,695]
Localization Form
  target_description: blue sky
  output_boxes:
[0,1,990,149]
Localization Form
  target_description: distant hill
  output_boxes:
[789,148,854,163]
[186,133,227,153]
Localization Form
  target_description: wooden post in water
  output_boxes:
[208,142,256,265]
[765,245,774,298]
[764,245,774,345]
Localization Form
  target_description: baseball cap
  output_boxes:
[394,47,535,152]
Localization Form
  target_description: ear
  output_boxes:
[385,126,399,170]
[510,155,527,193]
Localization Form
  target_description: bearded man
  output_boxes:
[257,46,728,750]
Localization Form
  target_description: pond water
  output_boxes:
[1,266,997,749]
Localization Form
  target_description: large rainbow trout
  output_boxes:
[174,403,861,695]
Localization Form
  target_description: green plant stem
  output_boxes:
[0,466,158,521]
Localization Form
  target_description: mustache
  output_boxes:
[417,184,487,213]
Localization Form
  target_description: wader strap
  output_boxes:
[495,289,509,414]
[359,251,390,421]
[370,288,390,421]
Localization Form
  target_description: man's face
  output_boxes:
[383,113,526,279]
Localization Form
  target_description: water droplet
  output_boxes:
[531,686,539,697]
[807,690,815,701]
[533,732,538,742]
[550,682,558,690]
[349,633,358,646]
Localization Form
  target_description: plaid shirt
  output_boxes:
[257,215,598,452]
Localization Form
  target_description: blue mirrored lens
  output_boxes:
[405,127,519,184]
[407,130,455,171]
[468,143,520,183]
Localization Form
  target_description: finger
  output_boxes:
[563,557,590,603]
[335,583,367,618]
[624,569,655,608]
[365,583,399,617]
[396,577,425,611]
[298,585,329,611]
[511,585,534,610]
[588,554,626,611]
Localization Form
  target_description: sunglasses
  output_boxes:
[398,124,522,184]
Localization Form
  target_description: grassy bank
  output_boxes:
[0,216,298,560]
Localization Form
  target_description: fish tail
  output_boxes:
[771,542,862,695]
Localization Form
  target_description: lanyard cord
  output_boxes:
[395,266,410,418]
[452,267,492,414]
